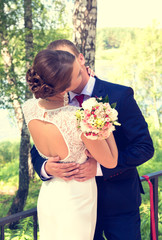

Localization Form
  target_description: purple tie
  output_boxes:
[75,94,84,107]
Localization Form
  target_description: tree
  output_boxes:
[0,0,31,224]
[0,0,24,129]
[136,23,162,129]
[73,0,97,69]
[8,0,33,223]
[102,24,162,129]
[24,0,34,178]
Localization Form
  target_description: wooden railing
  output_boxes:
[0,208,38,240]
[140,171,162,240]
[0,170,162,240]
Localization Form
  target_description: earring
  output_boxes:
[64,93,69,106]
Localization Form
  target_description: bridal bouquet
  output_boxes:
[75,96,121,140]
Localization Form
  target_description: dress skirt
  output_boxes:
[37,177,97,240]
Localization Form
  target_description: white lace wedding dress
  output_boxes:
[23,98,97,240]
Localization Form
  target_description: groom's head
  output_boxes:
[47,39,80,57]
[47,39,89,93]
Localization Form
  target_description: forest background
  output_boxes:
[0,0,161,239]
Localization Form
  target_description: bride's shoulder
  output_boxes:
[23,98,37,108]
[22,98,38,115]
[22,98,40,124]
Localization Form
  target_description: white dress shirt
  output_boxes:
[41,76,103,178]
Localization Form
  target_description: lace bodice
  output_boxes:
[22,98,87,164]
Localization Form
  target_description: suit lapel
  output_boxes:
[92,77,107,98]
[92,77,119,107]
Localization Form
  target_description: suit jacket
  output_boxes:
[91,77,154,215]
[31,77,154,215]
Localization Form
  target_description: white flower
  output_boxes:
[109,108,118,122]
[82,97,97,111]
[80,121,89,132]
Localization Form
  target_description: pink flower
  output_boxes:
[75,96,120,140]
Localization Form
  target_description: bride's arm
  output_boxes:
[81,133,118,169]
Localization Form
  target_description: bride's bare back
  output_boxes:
[23,98,87,164]
[28,119,69,160]
[23,98,118,168]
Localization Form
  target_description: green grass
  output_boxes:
[0,157,41,239]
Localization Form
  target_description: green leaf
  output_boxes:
[111,102,117,108]
[103,95,109,103]
[96,95,109,103]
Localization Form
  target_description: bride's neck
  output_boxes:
[39,94,68,109]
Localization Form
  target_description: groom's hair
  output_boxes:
[47,39,80,57]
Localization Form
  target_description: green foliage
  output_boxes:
[0,150,41,239]
[0,140,20,166]
[4,217,37,240]
[0,159,19,183]
[0,194,14,218]
[96,24,162,128]
[138,127,162,176]
[139,185,162,239]
[0,0,73,108]
[140,203,151,240]
[0,158,41,218]
[24,177,41,210]
[0,155,19,218]
[96,27,138,50]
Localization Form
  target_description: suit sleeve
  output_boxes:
[101,87,154,179]
[31,145,51,181]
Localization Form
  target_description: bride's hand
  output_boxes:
[45,156,80,181]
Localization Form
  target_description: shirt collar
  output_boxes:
[69,76,96,101]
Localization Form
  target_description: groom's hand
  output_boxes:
[74,157,97,182]
[45,157,80,181]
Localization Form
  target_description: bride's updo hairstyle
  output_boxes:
[26,49,75,99]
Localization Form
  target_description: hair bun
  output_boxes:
[37,84,55,99]
[26,67,54,98]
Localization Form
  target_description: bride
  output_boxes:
[23,49,118,240]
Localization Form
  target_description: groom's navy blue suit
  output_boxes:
[31,77,154,240]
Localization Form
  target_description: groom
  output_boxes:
[31,39,154,240]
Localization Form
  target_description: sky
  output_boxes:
[0,0,162,141]
[97,0,162,28]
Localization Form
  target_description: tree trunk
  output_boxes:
[24,0,34,178]
[73,0,97,70]
[7,0,34,226]
[0,0,31,226]
[8,119,30,228]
